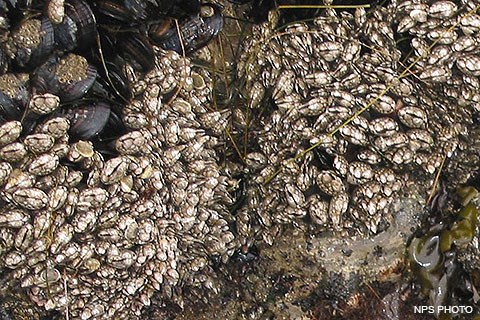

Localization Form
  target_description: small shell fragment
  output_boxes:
[76,187,109,212]
[4,250,26,268]
[329,192,349,228]
[0,162,12,186]
[398,106,428,129]
[38,117,70,139]
[115,131,148,155]
[456,55,480,76]
[101,157,129,185]
[428,1,457,18]
[0,208,29,228]
[48,186,68,211]
[369,118,399,137]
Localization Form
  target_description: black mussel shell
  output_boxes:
[246,0,274,24]
[119,33,154,71]
[0,73,29,119]
[102,59,132,101]
[98,108,126,141]
[147,18,173,44]
[123,0,147,21]
[53,15,78,52]
[12,17,55,68]
[0,46,9,75]
[152,3,223,54]
[95,0,136,24]
[54,0,96,52]
[62,102,111,139]
[30,55,60,94]
[89,52,132,102]
[160,0,201,18]
[180,0,201,13]
[32,53,97,102]
[95,0,200,23]
[92,34,132,99]
[227,0,253,4]
[56,54,97,101]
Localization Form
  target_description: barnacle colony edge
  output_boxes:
[0,0,480,319]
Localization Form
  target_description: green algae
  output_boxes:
[409,187,479,319]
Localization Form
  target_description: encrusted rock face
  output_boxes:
[232,1,480,247]
[392,0,480,185]
[1,0,480,319]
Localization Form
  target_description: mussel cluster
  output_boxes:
[0,0,480,319]
[0,0,225,135]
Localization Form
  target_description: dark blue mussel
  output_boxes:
[53,0,97,52]
[10,17,55,68]
[149,3,223,54]
[59,101,127,145]
[160,0,201,18]
[98,58,133,101]
[119,32,155,72]
[31,53,97,102]
[0,72,41,133]
[95,0,146,24]
[0,72,29,119]
[61,102,111,140]
[95,0,201,24]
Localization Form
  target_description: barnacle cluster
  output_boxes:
[232,0,480,243]
[0,0,480,319]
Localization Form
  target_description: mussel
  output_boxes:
[10,17,55,68]
[98,58,133,101]
[31,53,97,102]
[0,73,29,119]
[161,0,201,18]
[149,3,223,54]
[119,33,155,72]
[95,0,201,23]
[53,0,97,52]
[95,0,140,24]
[61,102,111,140]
